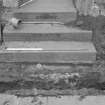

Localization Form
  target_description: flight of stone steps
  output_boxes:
[1,0,96,63]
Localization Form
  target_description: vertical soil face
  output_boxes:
[0,63,104,95]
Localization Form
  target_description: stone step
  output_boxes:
[0,41,96,63]
[3,24,92,42]
[13,0,76,23]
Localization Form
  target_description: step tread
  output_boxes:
[2,42,96,53]
[3,24,92,41]
[14,0,76,13]
[0,42,96,63]
[4,24,92,34]
[13,0,76,23]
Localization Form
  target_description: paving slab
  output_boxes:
[3,24,92,41]
[0,94,105,105]
[0,41,96,63]
[38,96,105,105]
[13,0,76,22]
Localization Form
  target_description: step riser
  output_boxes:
[4,33,92,42]
[0,52,96,63]
[4,24,92,42]
[14,12,76,23]
[0,41,96,63]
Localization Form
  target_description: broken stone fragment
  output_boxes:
[0,94,18,105]
[8,17,22,29]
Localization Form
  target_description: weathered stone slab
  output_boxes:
[0,94,105,105]
[0,42,96,63]
[3,24,92,41]
[0,94,18,105]
[37,96,105,105]
[13,0,76,22]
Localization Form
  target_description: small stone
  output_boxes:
[33,88,38,95]
[36,64,43,70]
[39,74,45,79]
